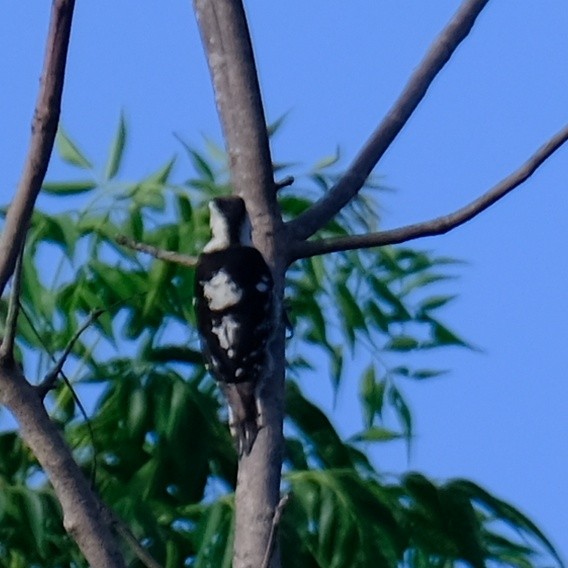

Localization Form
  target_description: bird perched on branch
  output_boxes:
[194,196,274,456]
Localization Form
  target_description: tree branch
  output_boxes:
[286,0,491,242]
[193,2,287,567]
[0,0,75,298]
[0,2,126,564]
[275,176,294,192]
[192,0,283,235]
[116,235,197,267]
[0,246,23,363]
[289,123,568,260]
[0,367,125,567]
[37,308,105,397]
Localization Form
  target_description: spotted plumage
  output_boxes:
[194,197,274,455]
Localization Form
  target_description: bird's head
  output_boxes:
[203,196,252,252]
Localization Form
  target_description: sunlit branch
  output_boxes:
[0,0,75,298]
[289,123,568,261]
[286,0,491,242]
[116,235,197,267]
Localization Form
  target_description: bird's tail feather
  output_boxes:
[220,381,260,457]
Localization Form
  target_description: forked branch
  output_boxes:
[0,1,126,565]
[289,123,568,261]
[193,2,287,568]
[286,0,491,242]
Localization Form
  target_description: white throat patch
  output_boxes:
[203,202,231,253]
[203,199,253,252]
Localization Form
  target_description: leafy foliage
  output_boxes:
[0,120,562,567]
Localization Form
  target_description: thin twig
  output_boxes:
[38,308,105,397]
[286,0,490,242]
[24,304,161,568]
[0,0,75,298]
[102,505,163,568]
[0,246,24,363]
[289,122,568,261]
[116,236,197,267]
[260,493,291,568]
[20,303,98,487]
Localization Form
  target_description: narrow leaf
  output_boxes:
[351,426,403,443]
[312,147,340,170]
[42,180,97,196]
[56,127,92,169]
[105,113,127,179]
[386,336,420,352]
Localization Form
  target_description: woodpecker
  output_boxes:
[194,196,274,456]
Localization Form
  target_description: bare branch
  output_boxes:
[0,0,75,298]
[193,3,288,568]
[286,0,491,242]
[289,123,568,261]
[0,2,126,564]
[37,308,105,397]
[0,368,125,567]
[192,0,284,236]
[275,176,294,191]
[116,235,197,267]
[0,246,24,363]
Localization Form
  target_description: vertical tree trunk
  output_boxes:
[193,0,288,566]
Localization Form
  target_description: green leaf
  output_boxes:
[147,156,176,185]
[391,366,448,380]
[130,182,166,210]
[18,489,46,552]
[389,386,412,438]
[105,112,127,180]
[42,180,97,195]
[267,112,289,137]
[147,346,202,365]
[312,146,340,170]
[285,381,354,469]
[368,276,411,321]
[336,281,367,347]
[386,336,420,352]
[351,426,403,443]
[176,194,193,223]
[429,319,471,348]
[359,366,385,427]
[188,150,215,182]
[56,127,93,169]
[450,479,564,566]
[419,294,457,312]
[127,206,144,240]
[193,500,233,567]
[310,172,329,192]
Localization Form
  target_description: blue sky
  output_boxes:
[1,1,567,560]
